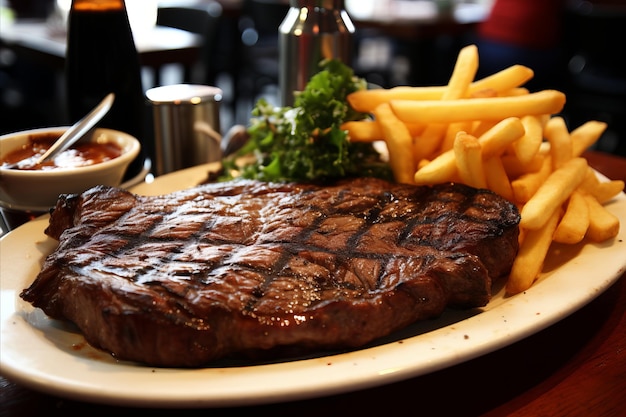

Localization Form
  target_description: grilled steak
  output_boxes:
[21,178,520,367]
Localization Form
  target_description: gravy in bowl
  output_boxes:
[1,132,122,170]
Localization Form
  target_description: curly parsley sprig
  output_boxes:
[221,59,392,182]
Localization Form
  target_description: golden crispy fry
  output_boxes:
[414,45,479,160]
[471,87,529,99]
[348,86,446,112]
[342,120,425,142]
[553,191,589,244]
[414,124,447,161]
[514,115,544,164]
[484,156,514,202]
[372,103,416,184]
[578,166,598,189]
[592,180,625,203]
[499,87,530,96]
[502,153,545,179]
[417,158,431,170]
[441,44,479,100]
[346,51,619,294]
[342,120,381,142]
[442,121,474,152]
[571,121,607,157]
[520,157,588,229]
[579,167,625,201]
[470,88,498,99]
[511,155,552,203]
[578,167,625,203]
[347,64,533,113]
[469,64,534,94]
[413,149,457,185]
[506,209,561,295]
[471,120,497,138]
[544,116,573,169]
[454,132,487,189]
[583,193,620,242]
[390,90,566,125]
[407,123,427,137]
[477,117,526,158]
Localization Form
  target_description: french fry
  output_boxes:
[484,156,514,202]
[372,103,415,184]
[477,117,525,158]
[591,180,625,203]
[390,90,566,125]
[413,149,457,185]
[553,191,589,244]
[520,157,588,229]
[499,87,530,97]
[417,158,431,170]
[454,132,487,189]
[346,48,620,294]
[471,120,498,138]
[414,124,447,161]
[578,167,625,203]
[502,153,545,178]
[571,121,607,157]
[415,45,479,160]
[583,193,620,242]
[468,64,534,95]
[441,44,479,100]
[342,120,382,142]
[442,121,474,152]
[470,88,498,99]
[342,120,425,142]
[348,86,447,112]
[514,115,544,164]
[506,208,561,295]
[544,116,573,169]
[346,64,534,113]
[472,87,529,99]
[511,155,552,203]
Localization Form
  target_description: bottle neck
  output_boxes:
[71,0,126,11]
[289,0,344,10]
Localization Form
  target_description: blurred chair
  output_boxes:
[235,0,290,108]
[563,0,626,156]
[156,1,224,86]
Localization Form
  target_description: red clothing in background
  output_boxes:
[478,0,566,50]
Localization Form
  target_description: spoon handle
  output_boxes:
[36,93,115,165]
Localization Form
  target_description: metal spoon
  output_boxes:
[1,93,115,170]
[35,92,115,165]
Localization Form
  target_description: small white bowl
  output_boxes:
[0,127,141,211]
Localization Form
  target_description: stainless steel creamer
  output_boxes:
[146,84,222,176]
[278,0,355,106]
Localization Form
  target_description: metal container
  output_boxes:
[278,0,355,106]
[146,84,222,176]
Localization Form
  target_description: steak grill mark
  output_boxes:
[21,178,520,367]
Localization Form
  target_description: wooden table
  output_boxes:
[0,19,203,86]
[1,150,625,416]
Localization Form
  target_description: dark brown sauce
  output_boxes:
[1,132,123,170]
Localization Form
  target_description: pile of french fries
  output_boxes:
[342,45,623,295]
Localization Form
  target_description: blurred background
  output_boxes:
[1,0,624,156]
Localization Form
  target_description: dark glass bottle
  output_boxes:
[65,0,146,180]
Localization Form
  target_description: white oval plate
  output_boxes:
[1,163,625,408]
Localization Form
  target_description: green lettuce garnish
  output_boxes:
[221,59,392,182]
